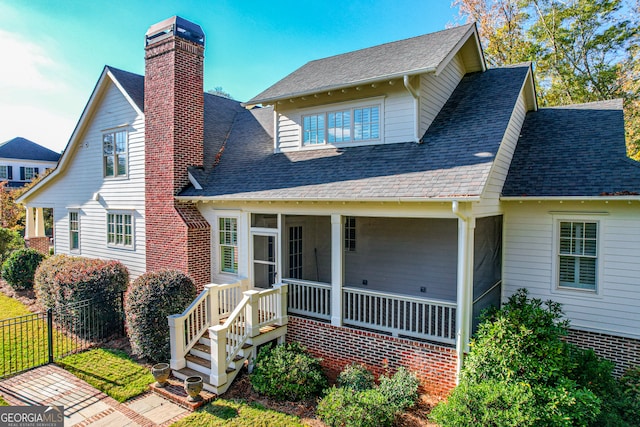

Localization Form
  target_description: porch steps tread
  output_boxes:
[193,343,210,353]
[242,343,252,350]
[185,354,209,368]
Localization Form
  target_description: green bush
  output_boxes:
[0,227,23,264]
[317,386,395,427]
[124,270,196,362]
[34,255,128,337]
[430,289,618,427]
[250,342,327,401]
[337,363,374,392]
[378,367,419,411]
[620,366,640,422]
[1,248,45,290]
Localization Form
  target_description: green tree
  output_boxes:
[455,0,639,157]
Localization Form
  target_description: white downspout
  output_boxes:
[403,75,420,143]
[452,201,475,383]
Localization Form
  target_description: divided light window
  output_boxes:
[345,216,356,252]
[303,105,380,146]
[103,130,128,177]
[69,211,79,251]
[107,213,133,247]
[0,166,7,179]
[219,218,238,274]
[558,221,597,291]
[24,167,36,181]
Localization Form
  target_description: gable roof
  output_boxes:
[182,65,530,201]
[107,66,144,111]
[247,24,481,105]
[502,99,640,198]
[0,137,60,162]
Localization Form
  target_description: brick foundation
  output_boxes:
[286,316,457,397]
[25,236,49,255]
[566,329,640,377]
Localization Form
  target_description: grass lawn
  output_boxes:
[0,292,72,377]
[170,399,306,427]
[57,348,153,402]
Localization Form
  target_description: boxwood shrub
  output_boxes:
[124,270,197,362]
[33,255,129,337]
[1,248,45,291]
[337,363,375,392]
[250,342,327,401]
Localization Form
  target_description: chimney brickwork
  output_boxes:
[144,17,211,287]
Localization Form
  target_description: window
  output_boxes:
[303,105,380,146]
[24,167,36,180]
[558,221,597,291]
[107,213,133,248]
[0,166,7,179]
[219,217,238,274]
[345,216,356,252]
[69,211,80,251]
[103,130,128,177]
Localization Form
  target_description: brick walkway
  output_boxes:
[0,365,189,426]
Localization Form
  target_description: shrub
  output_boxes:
[378,367,419,411]
[125,270,196,362]
[250,342,327,401]
[34,255,129,337]
[337,363,374,392]
[431,289,617,427]
[1,248,45,290]
[317,386,395,427]
[620,366,640,422]
[0,227,23,264]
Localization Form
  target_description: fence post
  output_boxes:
[47,309,54,363]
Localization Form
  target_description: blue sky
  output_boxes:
[0,0,462,152]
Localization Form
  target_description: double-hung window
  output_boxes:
[69,211,80,251]
[0,166,7,179]
[107,212,133,248]
[558,221,598,291]
[219,217,238,274]
[103,130,128,177]
[344,216,356,252]
[303,104,380,146]
[24,167,36,181]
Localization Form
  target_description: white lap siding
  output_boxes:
[503,201,640,339]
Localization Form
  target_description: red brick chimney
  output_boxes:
[144,16,211,287]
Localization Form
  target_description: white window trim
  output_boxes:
[102,128,129,179]
[550,214,604,296]
[106,210,135,250]
[217,215,239,276]
[297,96,385,150]
[69,210,80,253]
[0,165,7,180]
[24,167,36,181]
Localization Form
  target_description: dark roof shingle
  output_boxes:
[502,99,640,197]
[0,137,60,162]
[248,24,475,105]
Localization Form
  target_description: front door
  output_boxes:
[253,232,277,288]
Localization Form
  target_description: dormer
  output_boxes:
[246,24,485,153]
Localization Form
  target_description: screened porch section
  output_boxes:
[278,215,502,345]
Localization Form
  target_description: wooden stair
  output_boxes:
[172,323,287,394]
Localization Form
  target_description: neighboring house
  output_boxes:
[0,137,60,189]
[18,17,640,396]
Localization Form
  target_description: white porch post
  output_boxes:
[168,314,186,369]
[330,214,344,326]
[35,207,45,237]
[453,202,475,382]
[25,207,35,238]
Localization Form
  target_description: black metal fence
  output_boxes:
[0,292,125,379]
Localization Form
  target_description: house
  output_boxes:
[18,16,640,396]
[0,137,60,189]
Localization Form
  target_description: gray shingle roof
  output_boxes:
[0,137,60,162]
[247,24,476,105]
[502,99,640,197]
[107,66,144,111]
[182,65,531,200]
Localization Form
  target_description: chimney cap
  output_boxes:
[146,16,204,46]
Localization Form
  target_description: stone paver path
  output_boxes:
[0,365,189,426]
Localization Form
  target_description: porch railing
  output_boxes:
[168,278,249,370]
[343,287,456,345]
[283,278,332,321]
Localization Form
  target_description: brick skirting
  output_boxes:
[286,316,457,397]
[25,236,49,255]
[566,329,640,377]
